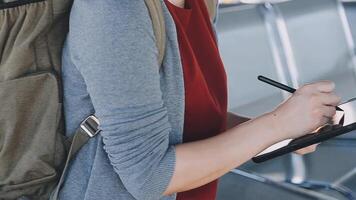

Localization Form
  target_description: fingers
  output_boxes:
[300,81,337,96]
[311,114,332,130]
[321,115,332,124]
[314,116,332,129]
[295,144,318,155]
[319,106,337,118]
[313,81,335,93]
[318,93,341,106]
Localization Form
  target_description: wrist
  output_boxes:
[262,111,288,142]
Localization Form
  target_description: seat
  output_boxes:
[274,0,356,137]
[217,170,347,200]
[216,0,356,198]
[344,2,356,49]
[216,4,287,118]
[275,0,356,103]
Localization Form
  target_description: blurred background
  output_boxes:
[215,0,356,199]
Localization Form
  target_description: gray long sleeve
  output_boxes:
[66,0,176,199]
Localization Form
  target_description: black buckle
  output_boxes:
[80,115,100,137]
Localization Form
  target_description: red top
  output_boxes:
[164,0,228,199]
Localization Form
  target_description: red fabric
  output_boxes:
[164,0,228,199]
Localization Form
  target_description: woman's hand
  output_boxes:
[165,81,340,195]
[295,144,318,155]
[271,81,341,141]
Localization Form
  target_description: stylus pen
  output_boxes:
[258,75,296,93]
[258,75,342,111]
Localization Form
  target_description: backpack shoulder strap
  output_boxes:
[204,0,218,22]
[144,0,217,67]
[144,0,166,68]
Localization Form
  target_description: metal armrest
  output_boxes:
[218,169,342,200]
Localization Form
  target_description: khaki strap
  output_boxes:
[50,128,91,200]
[144,0,217,67]
[144,0,166,67]
[204,0,218,22]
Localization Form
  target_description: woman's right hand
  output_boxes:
[270,81,341,140]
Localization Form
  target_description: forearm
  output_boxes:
[164,112,282,195]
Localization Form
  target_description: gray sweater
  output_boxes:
[59,0,185,199]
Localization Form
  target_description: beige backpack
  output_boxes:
[0,0,217,199]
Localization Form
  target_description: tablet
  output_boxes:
[252,98,356,163]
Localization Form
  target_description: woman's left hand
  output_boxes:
[294,144,319,155]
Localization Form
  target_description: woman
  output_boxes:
[59,0,340,199]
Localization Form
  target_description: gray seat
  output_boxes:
[216,4,286,118]
[275,0,356,103]
[217,170,346,200]
[216,0,356,199]
[344,2,356,44]
[274,0,356,139]
[268,0,356,196]
[234,140,356,195]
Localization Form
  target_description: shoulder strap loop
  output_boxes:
[144,0,166,68]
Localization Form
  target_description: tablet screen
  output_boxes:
[255,98,356,157]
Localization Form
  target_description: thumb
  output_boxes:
[314,81,335,93]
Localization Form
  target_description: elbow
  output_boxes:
[162,187,175,197]
[115,146,177,200]
[98,103,177,199]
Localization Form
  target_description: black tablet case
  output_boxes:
[252,122,356,163]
